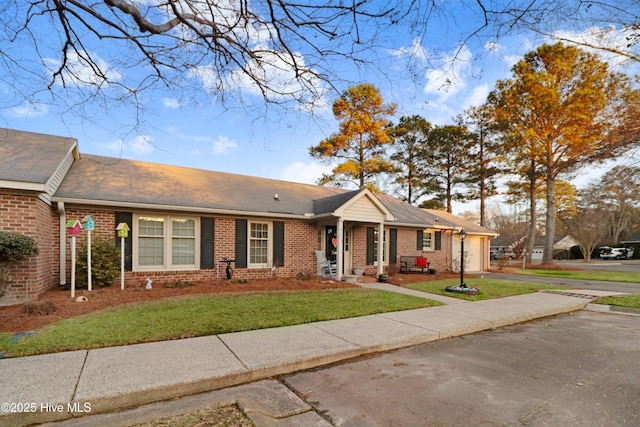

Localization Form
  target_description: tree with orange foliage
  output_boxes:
[309,83,396,190]
[488,43,640,264]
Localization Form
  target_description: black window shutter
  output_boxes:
[435,231,442,251]
[273,221,285,267]
[389,228,397,264]
[200,217,215,269]
[114,212,133,271]
[366,227,375,265]
[235,219,248,268]
[416,230,424,250]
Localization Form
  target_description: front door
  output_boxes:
[325,226,337,263]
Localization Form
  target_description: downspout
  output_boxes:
[57,201,66,286]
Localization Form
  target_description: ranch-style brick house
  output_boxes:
[0,128,497,306]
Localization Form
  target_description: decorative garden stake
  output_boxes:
[116,222,130,290]
[82,215,95,291]
[66,219,83,298]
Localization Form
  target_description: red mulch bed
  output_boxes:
[0,273,451,333]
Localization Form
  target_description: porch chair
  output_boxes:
[314,250,337,277]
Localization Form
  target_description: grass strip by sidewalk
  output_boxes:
[597,294,640,310]
[0,288,441,358]
[405,278,567,301]
[511,269,640,284]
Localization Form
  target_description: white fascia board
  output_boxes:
[50,197,311,220]
[0,180,46,192]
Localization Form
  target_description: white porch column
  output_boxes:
[377,221,384,277]
[336,218,344,281]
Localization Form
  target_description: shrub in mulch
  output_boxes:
[20,300,57,316]
[163,280,195,289]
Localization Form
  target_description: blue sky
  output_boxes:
[1,2,638,215]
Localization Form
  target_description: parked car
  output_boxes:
[491,250,516,260]
[599,247,634,260]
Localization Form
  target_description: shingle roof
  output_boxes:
[53,154,346,215]
[0,128,77,185]
[0,126,486,236]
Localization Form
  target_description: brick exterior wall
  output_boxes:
[0,190,58,305]
[1,197,458,305]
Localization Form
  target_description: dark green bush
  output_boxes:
[0,231,39,262]
[0,232,39,297]
[76,238,120,288]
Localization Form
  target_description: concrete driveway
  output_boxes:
[284,310,640,426]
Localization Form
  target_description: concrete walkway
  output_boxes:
[0,285,626,426]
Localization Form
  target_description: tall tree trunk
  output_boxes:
[480,179,486,227]
[543,171,556,264]
[526,167,537,264]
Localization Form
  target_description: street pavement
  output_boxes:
[0,279,632,426]
[284,309,640,426]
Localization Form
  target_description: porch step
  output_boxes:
[343,274,363,285]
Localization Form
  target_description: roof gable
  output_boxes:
[0,128,78,197]
[332,189,394,222]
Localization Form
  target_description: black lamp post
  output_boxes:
[459,229,466,287]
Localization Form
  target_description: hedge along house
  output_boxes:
[0,128,497,306]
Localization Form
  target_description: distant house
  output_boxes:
[490,235,580,261]
[530,235,579,260]
[0,128,497,305]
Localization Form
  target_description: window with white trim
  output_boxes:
[134,214,199,271]
[373,228,389,264]
[423,230,435,251]
[249,221,271,268]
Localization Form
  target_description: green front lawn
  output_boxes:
[0,289,441,358]
[513,269,640,284]
[597,294,640,310]
[405,278,567,301]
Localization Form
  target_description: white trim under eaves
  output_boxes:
[50,197,312,219]
[0,180,46,192]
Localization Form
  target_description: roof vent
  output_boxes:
[274,193,279,200]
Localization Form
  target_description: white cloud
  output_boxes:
[162,98,180,108]
[211,135,238,154]
[189,49,328,109]
[129,135,154,154]
[484,41,522,68]
[279,161,332,185]
[463,83,490,108]
[10,102,49,117]
[423,45,473,101]
[391,37,427,61]
[548,26,638,68]
[101,134,154,155]
[44,50,123,87]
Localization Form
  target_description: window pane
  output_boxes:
[139,217,164,236]
[172,219,195,265]
[172,238,195,265]
[139,217,164,266]
[172,219,195,237]
[139,237,164,266]
[373,229,387,262]
[423,230,433,250]
[250,222,269,265]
